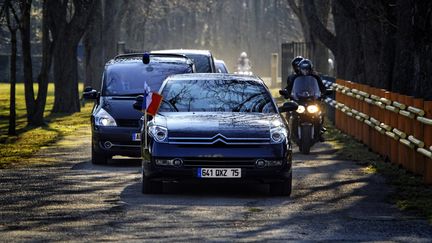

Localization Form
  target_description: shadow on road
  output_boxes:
[72,158,141,172]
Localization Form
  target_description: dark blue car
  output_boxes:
[136,74,298,196]
[83,54,195,164]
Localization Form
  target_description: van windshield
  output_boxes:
[102,62,193,96]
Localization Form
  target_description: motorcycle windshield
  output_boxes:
[291,76,321,100]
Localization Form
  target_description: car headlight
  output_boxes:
[148,125,168,143]
[307,105,319,113]
[296,105,305,113]
[270,127,287,144]
[94,108,117,126]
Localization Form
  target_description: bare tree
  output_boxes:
[287,0,331,73]
[302,0,365,82]
[47,0,96,113]
[0,0,19,135]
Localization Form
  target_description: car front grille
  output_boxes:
[169,133,270,145]
[116,119,140,128]
[182,158,257,168]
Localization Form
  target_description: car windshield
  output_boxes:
[103,61,193,96]
[184,54,211,73]
[160,79,276,113]
[291,76,321,99]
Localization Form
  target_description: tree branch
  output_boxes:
[287,0,301,18]
[303,0,337,53]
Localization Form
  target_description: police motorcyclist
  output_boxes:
[282,58,327,142]
[285,56,304,94]
[297,59,326,93]
[297,59,327,141]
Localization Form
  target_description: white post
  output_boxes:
[271,53,278,88]
[144,111,148,150]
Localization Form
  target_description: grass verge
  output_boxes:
[324,120,432,223]
[0,83,92,168]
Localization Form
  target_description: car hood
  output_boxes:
[101,96,143,120]
[153,112,284,139]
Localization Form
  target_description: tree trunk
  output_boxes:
[392,0,432,99]
[312,0,331,74]
[332,1,365,82]
[19,0,36,123]
[84,0,104,90]
[48,0,96,113]
[52,38,81,113]
[8,29,17,136]
[303,0,365,82]
[32,0,53,124]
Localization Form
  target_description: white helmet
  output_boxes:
[240,52,248,58]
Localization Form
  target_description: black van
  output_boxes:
[83,53,194,164]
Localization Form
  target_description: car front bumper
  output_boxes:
[143,142,292,183]
[92,126,141,157]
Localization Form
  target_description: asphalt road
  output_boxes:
[1,130,432,242]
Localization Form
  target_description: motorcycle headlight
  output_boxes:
[270,127,287,144]
[148,125,168,143]
[296,105,306,113]
[94,108,117,126]
[307,105,319,113]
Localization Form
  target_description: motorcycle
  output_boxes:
[280,76,329,154]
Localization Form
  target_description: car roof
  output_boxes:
[167,73,264,84]
[105,54,192,66]
[214,59,225,64]
[152,49,212,56]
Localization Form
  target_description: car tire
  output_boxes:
[142,173,163,194]
[270,172,292,196]
[91,148,110,165]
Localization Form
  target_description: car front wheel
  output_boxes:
[142,172,163,194]
[269,172,292,196]
[91,147,110,165]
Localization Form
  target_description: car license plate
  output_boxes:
[197,168,241,178]
[132,133,141,141]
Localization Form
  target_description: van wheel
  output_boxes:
[91,148,110,165]
[270,172,292,196]
[142,172,163,194]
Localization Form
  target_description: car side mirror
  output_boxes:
[83,86,98,99]
[279,89,290,99]
[278,101,298,113]
[133,95,144,111]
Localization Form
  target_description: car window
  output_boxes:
[103,62,193,96]
[216,63,228,73]
[184,54,212,73]
[160,79,276,113]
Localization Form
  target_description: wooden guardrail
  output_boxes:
[322,79,432,184]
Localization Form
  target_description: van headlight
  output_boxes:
[94,108,117,126]
[307,105,319,113]
[148,125,168,143]
[270,127,287,144]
